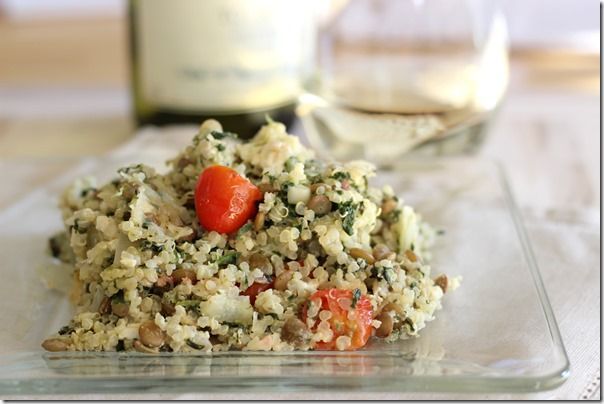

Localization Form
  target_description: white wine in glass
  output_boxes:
[298,0,509,166]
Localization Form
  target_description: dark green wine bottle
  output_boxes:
[128,0,315,138]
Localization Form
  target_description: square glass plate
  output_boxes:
[0,155,569,395]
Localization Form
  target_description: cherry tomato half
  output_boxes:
[240,279,274,305]
[194,165,262,234]
[302,288,373,350]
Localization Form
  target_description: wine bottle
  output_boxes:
[128,0,316,138]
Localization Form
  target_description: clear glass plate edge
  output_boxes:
[0,157,571,395]
[490,161,570,384]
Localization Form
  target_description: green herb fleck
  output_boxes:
[284,156,299,171]
[337,201,357,236]
[351,288,362,308]
[266,173,277,185]
[287,205,299,218]
[280,181,294,192]
[176,299,201,309]
[140,240,164,254]
[404,318,416,332]
[237,223,253,238]
[278,181,294,202]
[210,130,238,140]
[58,325,73,335]
[117,164,145,177]
[242,273,249,289]
[216,143,226,152]
[172,249,183,264]
[383,267,395,285]
[331,171,351,181]
[217,251,238,266]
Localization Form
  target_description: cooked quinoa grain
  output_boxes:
[42,120,458,353]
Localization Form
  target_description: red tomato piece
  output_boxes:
[241,279,274,305]
[194,165,262,234]
[302,288,373,350]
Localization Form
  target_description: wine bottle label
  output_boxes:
[135,0,316,113]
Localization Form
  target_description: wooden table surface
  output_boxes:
[0,16,599,400]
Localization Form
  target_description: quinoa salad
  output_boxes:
[42,119,459,353]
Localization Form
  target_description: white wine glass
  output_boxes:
[298,0,509,166]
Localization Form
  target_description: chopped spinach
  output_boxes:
[306,174,322,185]
[383,267,395,285]
[287,205,299,219]
[337,201,357,236]
[117,164,145,177]
[351,288,362,308]
[236,223,253,238]
[304,158,324,181]
[266,173,277,185]
[217,251,238,266]
[140,240,164,254]
[370,265,395,286]
[176,300,201,310]
[331,171,351,181]
[173,249,183,264]
[58,325,73,335]
[404,318,416,332]
[342,215,354,236]
[284,156,299,172]
[210,130,238,140]
[278,181,294,202]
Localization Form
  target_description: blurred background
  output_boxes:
[0,0,598,209]
[0,0,598,151]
